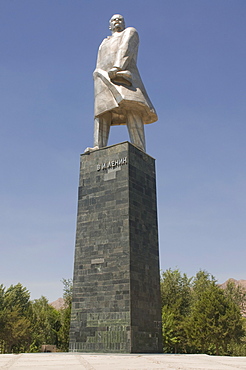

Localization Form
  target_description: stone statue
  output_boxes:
[86,14,157,153]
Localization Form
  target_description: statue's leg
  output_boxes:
[126,111,146,152]
[94,112,111,148]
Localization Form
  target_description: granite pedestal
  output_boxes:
[69,142,162,353]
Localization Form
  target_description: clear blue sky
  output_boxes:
[1,0,245,302]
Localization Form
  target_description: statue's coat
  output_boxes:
[94,27,157,125]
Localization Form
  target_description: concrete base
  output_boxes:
[1,353,246,370]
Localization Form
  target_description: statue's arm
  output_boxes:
[95,40,104,70]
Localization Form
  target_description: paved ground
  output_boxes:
[0,353,246,370]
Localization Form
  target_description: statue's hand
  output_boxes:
[108,67,119,80]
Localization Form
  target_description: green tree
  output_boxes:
[29,296,61,352]
[224,280,246,315]
[0,285,5,336]
[4,283,30,314]
[160,269,192,353]
[186,271,245,355]
[58,279,73,351]
[161,306,178,352]
[0,281,74,353]
[0,283,32,353]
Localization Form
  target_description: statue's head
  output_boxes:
[109,14,125,33]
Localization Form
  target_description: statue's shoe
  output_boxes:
[84,146,99,153]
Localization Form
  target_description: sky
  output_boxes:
[0,0,245,302]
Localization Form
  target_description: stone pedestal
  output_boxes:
[69,142,162,353]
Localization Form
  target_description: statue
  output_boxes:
[86,14,157,153]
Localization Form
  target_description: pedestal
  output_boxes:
[69,142,162,353]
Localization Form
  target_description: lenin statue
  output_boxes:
[88,14,157,153]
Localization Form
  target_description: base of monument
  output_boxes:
[69,142,162,353]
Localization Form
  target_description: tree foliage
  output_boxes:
[160,269,246,355]
[29,296,61,352]
[0,279,73,354]
[57,278,73,351]
[0,283,32,353]
[1,270,245,356]
[186,272,244,355]
[161,269,192,353]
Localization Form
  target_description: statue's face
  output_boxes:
[109,14,125,33]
